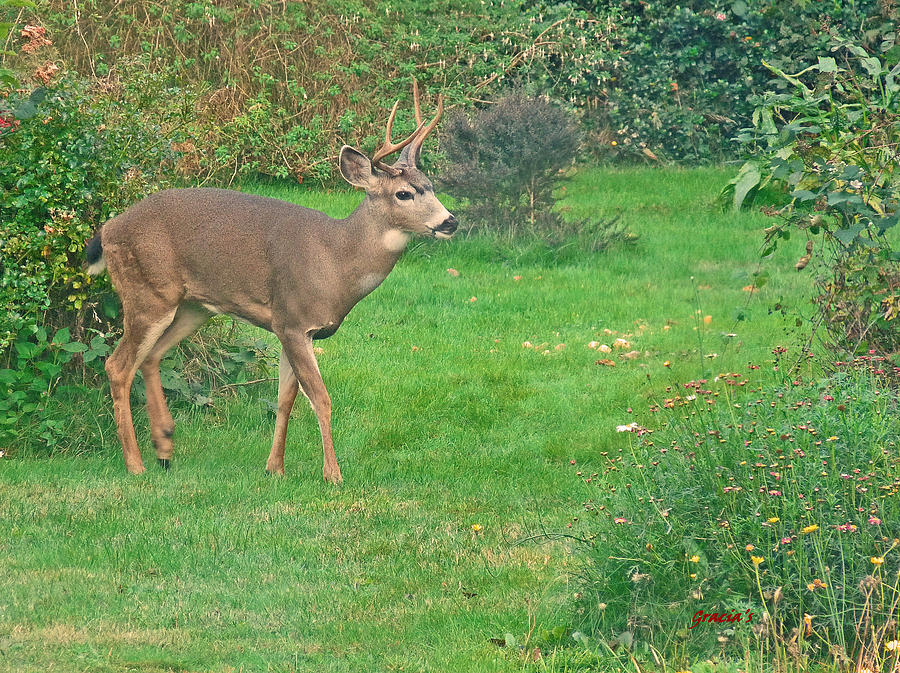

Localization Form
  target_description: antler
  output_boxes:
[399,78,443,168]
[371,100,424,175]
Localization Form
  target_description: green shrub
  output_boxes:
[0,69,182,448]
[579,0,892,162]
[574,355,900,669]
[725,38,899,357]
[441,93,632,250]
[17,0,615,181]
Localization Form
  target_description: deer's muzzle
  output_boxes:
[432,215,458,238]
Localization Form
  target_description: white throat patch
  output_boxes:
[381,229,410,252]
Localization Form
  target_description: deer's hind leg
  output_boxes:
[139,305,211,469]
[106,307,178,474]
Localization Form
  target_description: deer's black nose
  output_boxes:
[436,215,458,235]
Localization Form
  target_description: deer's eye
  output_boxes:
[395,190,414,201]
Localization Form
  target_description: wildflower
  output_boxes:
[715,12,726,20]
[614,517,627,524]
[703,315,712,325]
[837,522,857,533]
[513,275,522,281]
[616,423,639,432]
[802,524,819,534]
[751,556,765,566]
[690,573,697,579]
[780,537,792,545]
[446,268,460,277]
[767,517,779,524]
[745,544,755,551]
[807,578,826,591]
[868,516,882,526]
[827,436,839,442]
[611,141,618,146]
[885,640,899,652]
[871,557,884,566]
[471,524,483,533]
[689,555,700,563]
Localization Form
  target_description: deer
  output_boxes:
[84,82,456,484]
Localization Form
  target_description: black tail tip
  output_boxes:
[85,233,103,265]
[157,458,171,471]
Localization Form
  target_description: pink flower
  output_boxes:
[715,12,726,20]
[869,516,882,525]
[614,517,627,524]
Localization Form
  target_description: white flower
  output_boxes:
[616,423,639,432]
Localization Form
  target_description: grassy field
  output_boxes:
[0,166,811,672]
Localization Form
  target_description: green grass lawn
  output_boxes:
[0,166,811,672]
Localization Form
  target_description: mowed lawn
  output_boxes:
[0,167,810,672]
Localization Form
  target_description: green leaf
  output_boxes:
[53,327,71,345]
[732,162,760,211]
[59,341,88,353]
[731,0,747,17]
[860,57,883,78]
[817,56,838,73]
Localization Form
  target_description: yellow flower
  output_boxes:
[690,573,697,579]
[871,556,884,566]
[471,524,483,533]
[767,517,779,524]
[826,436,838,441]
[689,555,700,563]
[751,556,765,566]
[802,524,819,534]
[884,640,899,652]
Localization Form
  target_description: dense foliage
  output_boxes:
[581,0,894,162]
[5,0,893,173]
[725,37,899,358]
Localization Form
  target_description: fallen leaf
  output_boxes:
[599,344,612,353]
[620,350,641,359]
[595,359,616,367]
[554,343,566,351]
[588,341,599,349]
[513,275,522,281]
[447,268,460,277]
[613,338,630,349]
[469,296,477,302]
[703,315,713,325]
[742,285,755,292]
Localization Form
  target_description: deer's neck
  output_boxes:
[340,197,409,302]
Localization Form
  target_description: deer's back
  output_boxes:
[101,188,342,329]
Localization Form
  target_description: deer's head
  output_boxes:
[339,82,457,240]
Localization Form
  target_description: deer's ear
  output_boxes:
[339,146,375,189]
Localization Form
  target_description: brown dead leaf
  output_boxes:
[447,268,460,277]
[595,359,616,367]
[620,350,641,360]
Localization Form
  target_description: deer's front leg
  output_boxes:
[266,348,299,476]
[277,332,342,484]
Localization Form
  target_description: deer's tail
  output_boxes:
[85,230,106,275]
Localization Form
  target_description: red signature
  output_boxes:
[690,609,755,629]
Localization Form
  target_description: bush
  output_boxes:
[441,93,631,250]
[578,0,892,162]
[725,37,899,358]
[11,0,616,182]
[573,354,900,669]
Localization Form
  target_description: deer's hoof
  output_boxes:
[323,471,343,485]
[157,458,171,471]
[126,463,146,475]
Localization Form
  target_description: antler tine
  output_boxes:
[399,93,443,167]
[371,100,424,171]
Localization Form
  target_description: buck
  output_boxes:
[85,83,456,483]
